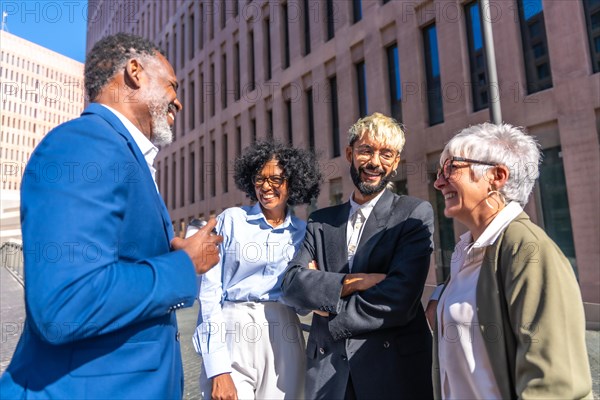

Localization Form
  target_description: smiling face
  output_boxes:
[346,135,400,203]
[433,158,493,226]
[254,158,289,219]
[137,53,182,145]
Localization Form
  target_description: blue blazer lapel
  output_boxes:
[82,104,174,241]
[324,202,352,273]
[352,190,394,272]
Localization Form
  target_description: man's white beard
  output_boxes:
[138,84,173,146]
[148,101,172,145]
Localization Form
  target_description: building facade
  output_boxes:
[0,30,85,241]
[87,0,600,325]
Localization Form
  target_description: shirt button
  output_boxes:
[176,331,181,342]
[383,341,390,349]
[341,355,347,361]
[319,347,325,355]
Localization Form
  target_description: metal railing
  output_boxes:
[1,242,24,286]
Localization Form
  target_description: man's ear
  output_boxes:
[124,59,143,89]
[345,146,353,163]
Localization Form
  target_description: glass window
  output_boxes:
[583,0,600,73]
[386,43,403,122]
[465,2,488,111]
[356,61,368,117]
[329,76,340,157]
[538,147,577,272]
[353,0,362,23]
[518,0,553,93]
[423,24,444,125]
[306,89,315,149]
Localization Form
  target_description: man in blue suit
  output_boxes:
[0,33,222,399]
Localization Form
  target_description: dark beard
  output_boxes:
[350,163,390,196]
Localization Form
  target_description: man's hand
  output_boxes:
[306,260,330,317]
[211,373,237,400]
[341,273,386,297]
[425,300,438,331]
[171,218,223,274]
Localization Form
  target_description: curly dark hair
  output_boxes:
[85,33,164,101]
[234,141,322,206]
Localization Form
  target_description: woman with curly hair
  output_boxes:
[193,141,322,400]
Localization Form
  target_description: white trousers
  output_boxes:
[200,301,306,400]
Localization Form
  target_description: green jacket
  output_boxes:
[433,212,592,399]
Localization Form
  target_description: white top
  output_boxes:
[99,104,159,191]
[346,190,385,271]
[437,201,523,399]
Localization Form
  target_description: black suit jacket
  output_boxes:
[282,190,434,399]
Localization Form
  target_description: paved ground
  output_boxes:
[1,269,599,399]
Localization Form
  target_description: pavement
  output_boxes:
[1,268,599,399]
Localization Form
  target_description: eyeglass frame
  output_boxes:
[252,174,287,188]
[436,156,497,181]
[352,145,399,166]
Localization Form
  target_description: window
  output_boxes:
[234,42,241,100]
[180,154,185,207]
[303,0,311,55]
[171,158,176,209]
[200,71,205,123]
[210,139,216,196]
[180,17,185,66]
[189,12,195,60]
[210,62,216,116]
[222,134,228,193]
[329,178,344,205]
[221,53,228,109]
[199,3,205,49]
[282,2,291,68]
[386,43,403,122]
[179,85,185,137]
[329,76,340,157]
[264,17,272,80]
[518,0,552,93]
[538,147,577,271]
[465,2,488,111]
[266,109,273,140]
[248,30,256,91]
[306,88,315,149]
[173,29,177,71]
[251,118,257,143]
[355,61,368,117]
[236,125,242,157]
[200,145,205,201]
[583,0,600,73]
[189,78,195,130]
[423,24,444,125]
[326,0,335,41]
[189,148,195,203]
[209,0,214,39]
[353,0,362,23]
[285,99,293,145]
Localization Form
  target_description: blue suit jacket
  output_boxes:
[0,104,198,399]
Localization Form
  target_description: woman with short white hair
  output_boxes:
[431,123,592,399]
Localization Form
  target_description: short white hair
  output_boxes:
[440,123,542,206]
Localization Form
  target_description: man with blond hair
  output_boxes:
[282,112,434,399]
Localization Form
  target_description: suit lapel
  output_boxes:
[82,104,174,241]
[351,190,394,273]
[324,202,351,273]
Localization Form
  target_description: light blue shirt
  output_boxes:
[192,203,306,378]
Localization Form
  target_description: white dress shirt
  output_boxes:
[437,201,523,399]
[99,104,159,191]
[346,190,385,271]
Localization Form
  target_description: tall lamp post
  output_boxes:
[479,0,502,124]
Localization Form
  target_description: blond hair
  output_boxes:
[348,112,406,153]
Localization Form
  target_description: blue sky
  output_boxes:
[1,0,87,62]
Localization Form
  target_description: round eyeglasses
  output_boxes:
[436,157,497,181]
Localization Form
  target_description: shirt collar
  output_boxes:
[348,189,385,216]
[99,104,159,165]
[461,201,524,252]
[246,202,298,230]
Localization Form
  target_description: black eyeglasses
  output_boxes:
[252,175,286,188]
[436,157,497,180]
